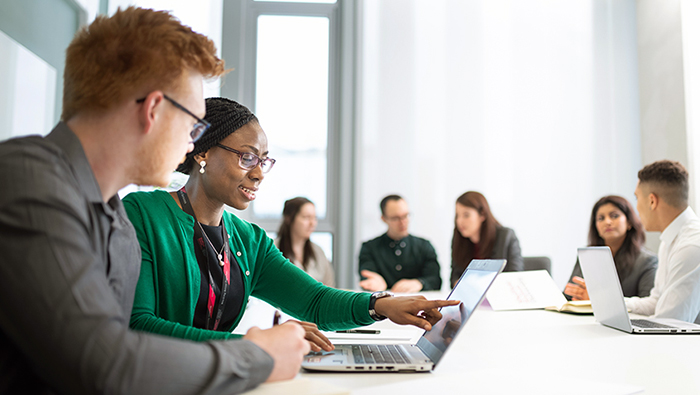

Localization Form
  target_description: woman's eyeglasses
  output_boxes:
[215,143,276,173]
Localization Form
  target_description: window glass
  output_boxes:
[254,15,330,219]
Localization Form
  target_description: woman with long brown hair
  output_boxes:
[276,197,334,286]
[565,195,658,300]
[451,191,523,287]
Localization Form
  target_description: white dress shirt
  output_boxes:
[626,207,700,323]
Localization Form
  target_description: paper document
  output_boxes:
[486,270,567,311]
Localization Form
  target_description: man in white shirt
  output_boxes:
[626,160,700,323]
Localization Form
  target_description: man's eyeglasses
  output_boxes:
[215,143,276,173]
[385,213,410,223]
[136,94,210,142]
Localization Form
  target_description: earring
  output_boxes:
[199,160,206,174]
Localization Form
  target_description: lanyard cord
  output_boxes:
[177,188,231,331]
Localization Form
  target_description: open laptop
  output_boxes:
[302,259,507,372]
[578,247,700,334]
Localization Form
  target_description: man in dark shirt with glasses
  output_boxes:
[359,195,442,292]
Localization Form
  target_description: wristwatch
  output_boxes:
[369,291,394,321]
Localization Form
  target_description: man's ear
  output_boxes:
[137,91,165,135]
[649,192,659,211]
[381,215,388,225]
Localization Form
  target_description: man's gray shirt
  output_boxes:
[0,123,273,394]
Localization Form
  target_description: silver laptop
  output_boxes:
[578,247,700,334]
[302,259,507,372]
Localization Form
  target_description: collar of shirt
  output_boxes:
[660,206,697,246]
[384,233,411,245]
[383,233,409,247]
[45,122,106,205]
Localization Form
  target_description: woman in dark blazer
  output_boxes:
[564,195,657,300]
[451,191,523,287]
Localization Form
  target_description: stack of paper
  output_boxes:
[485,270,568,311]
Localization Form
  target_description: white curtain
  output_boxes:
[357,0,642,288]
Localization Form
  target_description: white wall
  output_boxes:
[681,0,700,213]
[0,31,56,141]
[357,0,642,289]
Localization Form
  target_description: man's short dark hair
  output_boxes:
[637,160,689,209]
[380,195,403,216]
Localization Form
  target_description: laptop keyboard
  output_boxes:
[352,344,410,364]
[630,319,675,329]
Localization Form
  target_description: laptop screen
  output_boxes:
[417,259,505,366]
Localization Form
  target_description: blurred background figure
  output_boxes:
[451,191,523,287]
[277,197,335,287]
[564,195,657,301]
[359,195,442,293]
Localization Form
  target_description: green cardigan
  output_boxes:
[123,190,374,342]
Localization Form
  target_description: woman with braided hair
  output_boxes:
[124,97,458,352]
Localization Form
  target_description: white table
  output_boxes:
[239,296,700,394]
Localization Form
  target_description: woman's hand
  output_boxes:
[563,276,590,301]
[293,320,334,352]
[373,295,460,331]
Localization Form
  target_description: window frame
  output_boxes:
[221,0,357,288]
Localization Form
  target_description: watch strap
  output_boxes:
[369,291,393,321]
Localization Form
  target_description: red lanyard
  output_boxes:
[177,188,230,331]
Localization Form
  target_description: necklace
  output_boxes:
[197,222,226,267]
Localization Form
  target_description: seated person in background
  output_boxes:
[626,160,700,323]
[564,195,658,301]
[275,197,335,286]
[0,8,308,393]
[359,195,442,293]
[125,98,457,352]
[451,191,523,287]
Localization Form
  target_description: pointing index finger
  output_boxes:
[421,299,461,309]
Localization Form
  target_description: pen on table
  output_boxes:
[273,310,281,326]
[335,329,381,334]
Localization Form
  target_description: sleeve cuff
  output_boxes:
[353,292,375,324]
[216,339,275,391]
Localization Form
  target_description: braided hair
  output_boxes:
[177,97,257,174]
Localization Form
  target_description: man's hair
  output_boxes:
[380,194,403,216]
[637,160,689,209]
[61,6,225,121]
